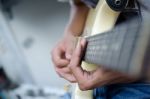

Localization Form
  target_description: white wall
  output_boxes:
[9,0,70,87]
[0,10,33,84]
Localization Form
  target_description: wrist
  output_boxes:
[64,28,82,37]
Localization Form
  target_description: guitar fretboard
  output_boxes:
[83,16,150,77]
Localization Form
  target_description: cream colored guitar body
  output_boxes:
[74,0,120,99]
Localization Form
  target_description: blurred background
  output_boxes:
[0,0,72,98]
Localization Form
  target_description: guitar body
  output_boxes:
[74,0,120,99]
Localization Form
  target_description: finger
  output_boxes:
[55,67,77,83]
[70,39,84,67]
[55,66,72,74]
[65,37,78,60]
[66,46,73,60]
[72,67,107,90]
[57,71,77,83]
[51,47,69,67]
[69,40,87,83]
[80,38,87,49]
[69,38,100,90]
[69,39,101,90]
[63,73,77,83]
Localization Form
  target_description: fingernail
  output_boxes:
[81,38,86,45]
[66,53,71,60]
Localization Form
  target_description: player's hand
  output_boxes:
[51,34,77,83]
[69,38,138,90]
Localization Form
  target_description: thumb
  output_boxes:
[65,46,73,60]
[65,37,78,60]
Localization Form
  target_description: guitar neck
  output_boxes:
[83,17,150,77]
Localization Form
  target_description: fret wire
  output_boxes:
[83,17,142,73]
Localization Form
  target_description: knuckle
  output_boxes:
[69,79,76,83]
[79,84,87,91]
[56,62,61,67]
[79,81,92,91]
[52,59,61,67]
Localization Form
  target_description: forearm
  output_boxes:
[103,71,137,85]
[64,1,89,37]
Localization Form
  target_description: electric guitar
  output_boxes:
[74,0,150,99]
